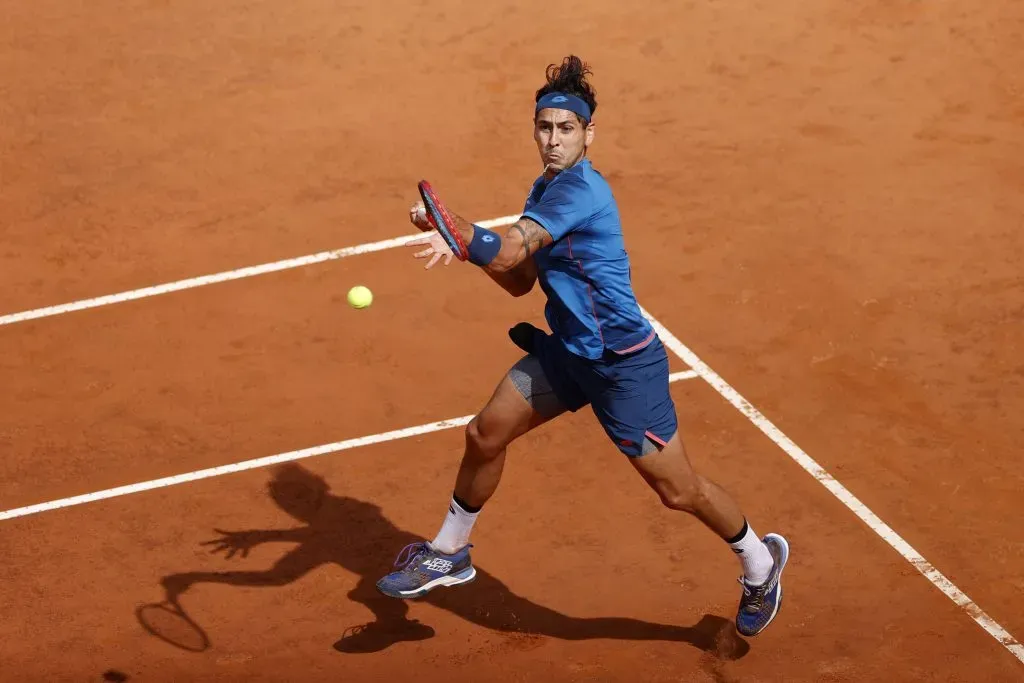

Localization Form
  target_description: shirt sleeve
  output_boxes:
[520,175,593,242]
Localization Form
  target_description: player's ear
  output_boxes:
[584,122,595,147]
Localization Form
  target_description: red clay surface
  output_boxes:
[2,0,1022,681]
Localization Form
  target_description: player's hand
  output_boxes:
[409,201,433,231]
[407,231,454,269]
[201,529,267,559]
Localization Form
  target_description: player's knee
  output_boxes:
[656,475,707,513]
[464,417,509,460]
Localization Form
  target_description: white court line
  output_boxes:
[641,306,1024,665]
[0,214,522,327]
[0,370,699,522]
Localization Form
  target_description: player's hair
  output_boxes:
[535,55,597,123]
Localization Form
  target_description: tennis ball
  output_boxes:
[347,285,373,309]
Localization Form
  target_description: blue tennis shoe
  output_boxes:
[735,533,789,636]
[377,542,476,599]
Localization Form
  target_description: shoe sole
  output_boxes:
[383,566,477,599]
[739,533,789,637]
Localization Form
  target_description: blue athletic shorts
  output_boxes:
[527,328,679,457]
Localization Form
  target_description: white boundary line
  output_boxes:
[0,215,521,327]
[0,371,699,522]
[0,213,1020,665]
[641,306,1024,665]
[0,415,473,522]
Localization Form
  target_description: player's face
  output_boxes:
[534,108,595,178]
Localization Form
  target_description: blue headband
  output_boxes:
[535,91,592,122]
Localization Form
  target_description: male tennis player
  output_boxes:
[379,56,789,637]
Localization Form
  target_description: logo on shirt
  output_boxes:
[482,234,495,243]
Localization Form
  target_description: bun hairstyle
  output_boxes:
[535,55,597,122]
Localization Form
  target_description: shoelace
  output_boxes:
[393,542,429,570]
[738,577,766,612]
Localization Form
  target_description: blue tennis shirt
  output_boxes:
[520,158,655,361]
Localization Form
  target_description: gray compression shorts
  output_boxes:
[507,354,566,419]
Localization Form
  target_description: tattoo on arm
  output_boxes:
[499,220,548,270]
[476,218,545,293]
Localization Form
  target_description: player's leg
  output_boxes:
[626,432,788,636]
[430,357,566,556]
[628,432,747,539]
[451,357,563,511]
[376,344,584,600]
[589,337,789,637]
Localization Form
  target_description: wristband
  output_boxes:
[467,226,502,266]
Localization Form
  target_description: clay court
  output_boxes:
[2,0,1023,680]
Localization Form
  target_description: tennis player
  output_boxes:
[379,56,789,637]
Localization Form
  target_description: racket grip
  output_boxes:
[415,205,435,231]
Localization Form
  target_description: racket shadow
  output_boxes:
[135,599,211,653]
[141,462,748,661]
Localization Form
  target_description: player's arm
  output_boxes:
[452,214,552,296]
[453,214,550,266]
[409,204,550,297]
[482,249,538,297]
[476,218,548,296]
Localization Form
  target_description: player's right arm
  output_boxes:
[406,175,585,295]
[482,249,538,297]
[407,206,545,297]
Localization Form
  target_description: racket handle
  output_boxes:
[414,205,434,232]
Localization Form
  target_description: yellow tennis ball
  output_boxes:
[347,285,373,309]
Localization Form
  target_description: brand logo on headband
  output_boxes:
[551,95,568,103]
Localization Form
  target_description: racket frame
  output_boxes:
[417,180,469,261]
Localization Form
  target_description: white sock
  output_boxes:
[431,496,480,554]
[728,519,774,585]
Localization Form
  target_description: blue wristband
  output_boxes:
[467,225,502,266]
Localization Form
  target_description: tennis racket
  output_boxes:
[417,180,468,261]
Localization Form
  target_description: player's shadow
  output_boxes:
[149,462,748,660]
